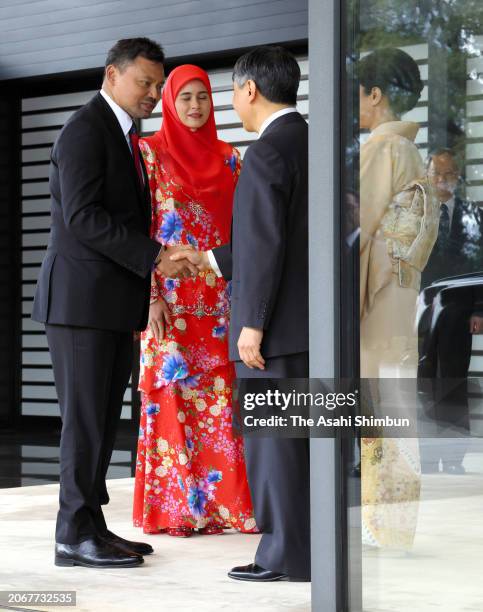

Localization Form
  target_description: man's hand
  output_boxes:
[470,314,483,334]
[169,249,211,272]
[148,297,172,342]
[156,245,198,278]
[237,327,265,370]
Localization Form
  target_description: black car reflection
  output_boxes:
[417,272,483,473]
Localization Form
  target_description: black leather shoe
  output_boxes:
[443,463,466,475]
[55,535,144,568]
[100,529,154,556]
[228,563,289,582]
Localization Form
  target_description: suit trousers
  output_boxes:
[45,324,133,544]
[235,351,311,580]
[418,303,471,468]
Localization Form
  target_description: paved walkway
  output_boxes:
[0,478,311,612]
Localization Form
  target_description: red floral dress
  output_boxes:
[133,139,257,534]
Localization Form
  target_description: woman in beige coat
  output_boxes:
[358,48,438,550]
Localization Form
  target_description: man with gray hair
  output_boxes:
[419,147,483,474]
[171,45,310,582]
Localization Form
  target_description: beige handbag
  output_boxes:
[381,176,440,290]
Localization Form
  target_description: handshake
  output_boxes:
[155,244,211,279]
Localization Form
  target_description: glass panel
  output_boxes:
[344,1,483,609]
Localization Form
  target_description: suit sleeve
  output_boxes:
[210,244,232,280]
[235,141,289,330]
[54,119,160,278]
[209,145,241,281]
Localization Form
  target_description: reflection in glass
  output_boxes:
[344,1,483,610]
[358,47,439,554]
[358,47,438,378]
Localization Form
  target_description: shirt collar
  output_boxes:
[258,107,298,138]
[100,89,133,138]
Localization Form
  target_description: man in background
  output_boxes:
[419,148,483,474]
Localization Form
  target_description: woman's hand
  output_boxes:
[148,297,172,342]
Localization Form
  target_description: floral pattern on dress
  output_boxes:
[361,437,421,549]
[133,139,256,533]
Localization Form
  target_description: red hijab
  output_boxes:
[150,64,235,243]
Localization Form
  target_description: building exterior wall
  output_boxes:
[17,57,308,422]
[0,0,308,80]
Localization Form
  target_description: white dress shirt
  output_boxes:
[207,248,223,276]
[100,89,159,273]
[100,88,145,190]
[99,89,133,150]
[258,106,298,138]
[208,106,299,277]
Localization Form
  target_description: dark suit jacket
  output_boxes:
[421,197,483,289]
[213,112,308,361]
[32,93,160,332]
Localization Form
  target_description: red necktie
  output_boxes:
[129,124,144,187]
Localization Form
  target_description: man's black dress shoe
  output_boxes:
[100,529,154,556]
[55,535,144,568]
[228,563,289,582]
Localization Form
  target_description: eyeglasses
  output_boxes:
[428,171,459,180]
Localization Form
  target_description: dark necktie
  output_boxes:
[437,202,450,250]
[128,123,144,188]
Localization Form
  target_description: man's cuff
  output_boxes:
[207,249,223,278]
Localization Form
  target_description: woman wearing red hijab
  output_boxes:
[133,65,256,537]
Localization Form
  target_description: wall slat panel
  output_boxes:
[21,56,308,420]
[0,0,308,80]
[20,88,131,419]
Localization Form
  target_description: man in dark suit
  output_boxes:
[32,38,195,568]
[419,148,483,473]
[171,46,310,582]
[422,149,483,289]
